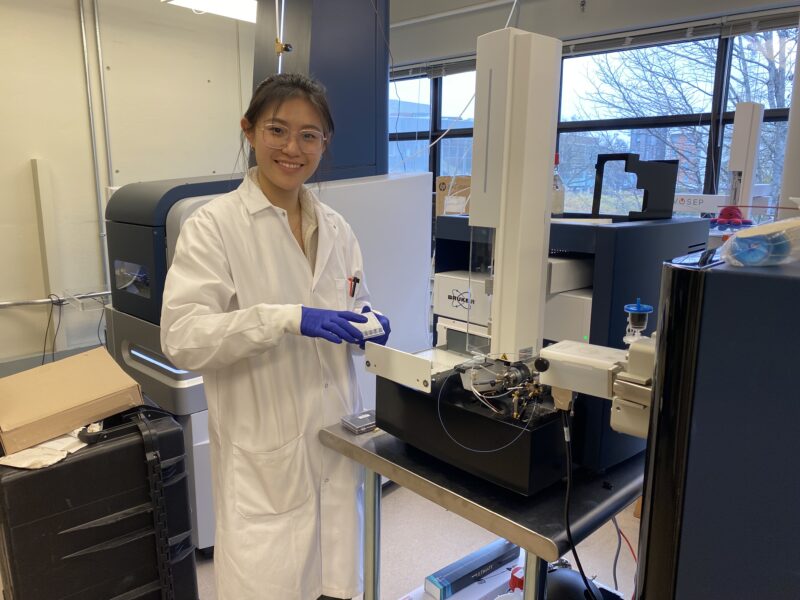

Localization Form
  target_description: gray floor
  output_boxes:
[196,485,640,599]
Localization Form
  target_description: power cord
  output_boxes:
[561,410,600,600]
[89,296,108,347]
[611,515,622,590]
[620,523,638,563]
[40,294,66,365]
[51,294,63,363]
[40,299,55,365]
[618,521,638,600]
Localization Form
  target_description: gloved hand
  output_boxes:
[300,307,367,344]
[359,306,391,348]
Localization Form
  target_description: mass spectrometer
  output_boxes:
[366,27,708,495]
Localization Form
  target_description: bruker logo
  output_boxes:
[448,289,474,309]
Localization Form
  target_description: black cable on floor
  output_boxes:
[561,410,600,600]
[611,515,622,590]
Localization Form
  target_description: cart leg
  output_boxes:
[364,470,381,600]
[523,552,548,600]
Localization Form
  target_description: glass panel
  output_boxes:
[560,39,718,121]
[114,260,151,298]
[388,140,429,173]
[717,121,788,222]
[439,137,473,177]
[389,77,431,134]
[558,126,709,214]
[441,71,476,130]
[727,28,798,111]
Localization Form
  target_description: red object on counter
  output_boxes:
[509,566,525,591]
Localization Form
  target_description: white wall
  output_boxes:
[390,0,800,64]
[101,0,253,184]
[0,0,254,364]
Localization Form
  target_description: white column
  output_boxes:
[470,28,562,357]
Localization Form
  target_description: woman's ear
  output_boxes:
[241,117,255,145]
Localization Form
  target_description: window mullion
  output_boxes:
[430,77,442,178]
[704,36,733,195]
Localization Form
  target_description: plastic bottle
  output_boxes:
[552,152,565,215]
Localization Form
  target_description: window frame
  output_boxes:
[389,27,794,204]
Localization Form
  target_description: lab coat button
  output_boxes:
[324,383,329,389]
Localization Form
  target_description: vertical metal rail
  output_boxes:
[523,552,548,600]
[78,0,111,292]
[363,469,382,600]
[93,0,114,188]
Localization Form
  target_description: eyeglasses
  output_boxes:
[259,123,327,154]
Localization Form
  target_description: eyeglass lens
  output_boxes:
[261,124,325,152]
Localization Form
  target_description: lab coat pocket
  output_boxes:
[335,278,352,311]
[232,435,312,517]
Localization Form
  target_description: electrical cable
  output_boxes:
[40,298,55,366]
[382,0,517,165]
[561,410,600,600]
[620,524,638,563]
[368,0,415,171]
[97,307,105,347]
[427,94,475,151]
[504,0,519,28]
[611,515,623,590]
[469,386,502,413]
[50,294,63,363]
[90,296,107,347]
[436,371,541,454]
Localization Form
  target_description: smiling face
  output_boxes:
[242,96,328,205]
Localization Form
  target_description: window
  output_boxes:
[560,39,718,213]
[388,77,431,173]
[388,72,476,180]
[441,72,475,130]
[559,126,710,213]
[561,41,717,121]
[389,25,798,217]
[727,30,796,111]
[560,27,797,215]
[389,77,430,135]
[439,137,473,177]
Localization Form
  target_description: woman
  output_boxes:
[161,73,390,600]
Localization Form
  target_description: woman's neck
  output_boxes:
[257,170,301,215]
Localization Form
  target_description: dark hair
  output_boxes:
[243,73,335,138]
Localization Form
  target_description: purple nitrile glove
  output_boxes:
[300,307,367,345]
[359,305,391,349]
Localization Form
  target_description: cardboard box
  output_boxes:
[435,176,471,216]
[0,348,143,455]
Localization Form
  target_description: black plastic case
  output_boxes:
[0,408,198,600]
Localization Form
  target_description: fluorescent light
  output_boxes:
[162,0,257,23]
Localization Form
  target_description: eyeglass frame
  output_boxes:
[258,122,328,154]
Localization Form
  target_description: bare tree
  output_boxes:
[561,30,796,211]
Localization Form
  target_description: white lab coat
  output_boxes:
[160,170,369,600]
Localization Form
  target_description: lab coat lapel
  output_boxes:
[313,204,339,290]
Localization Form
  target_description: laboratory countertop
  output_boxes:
[319,424,644,562]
